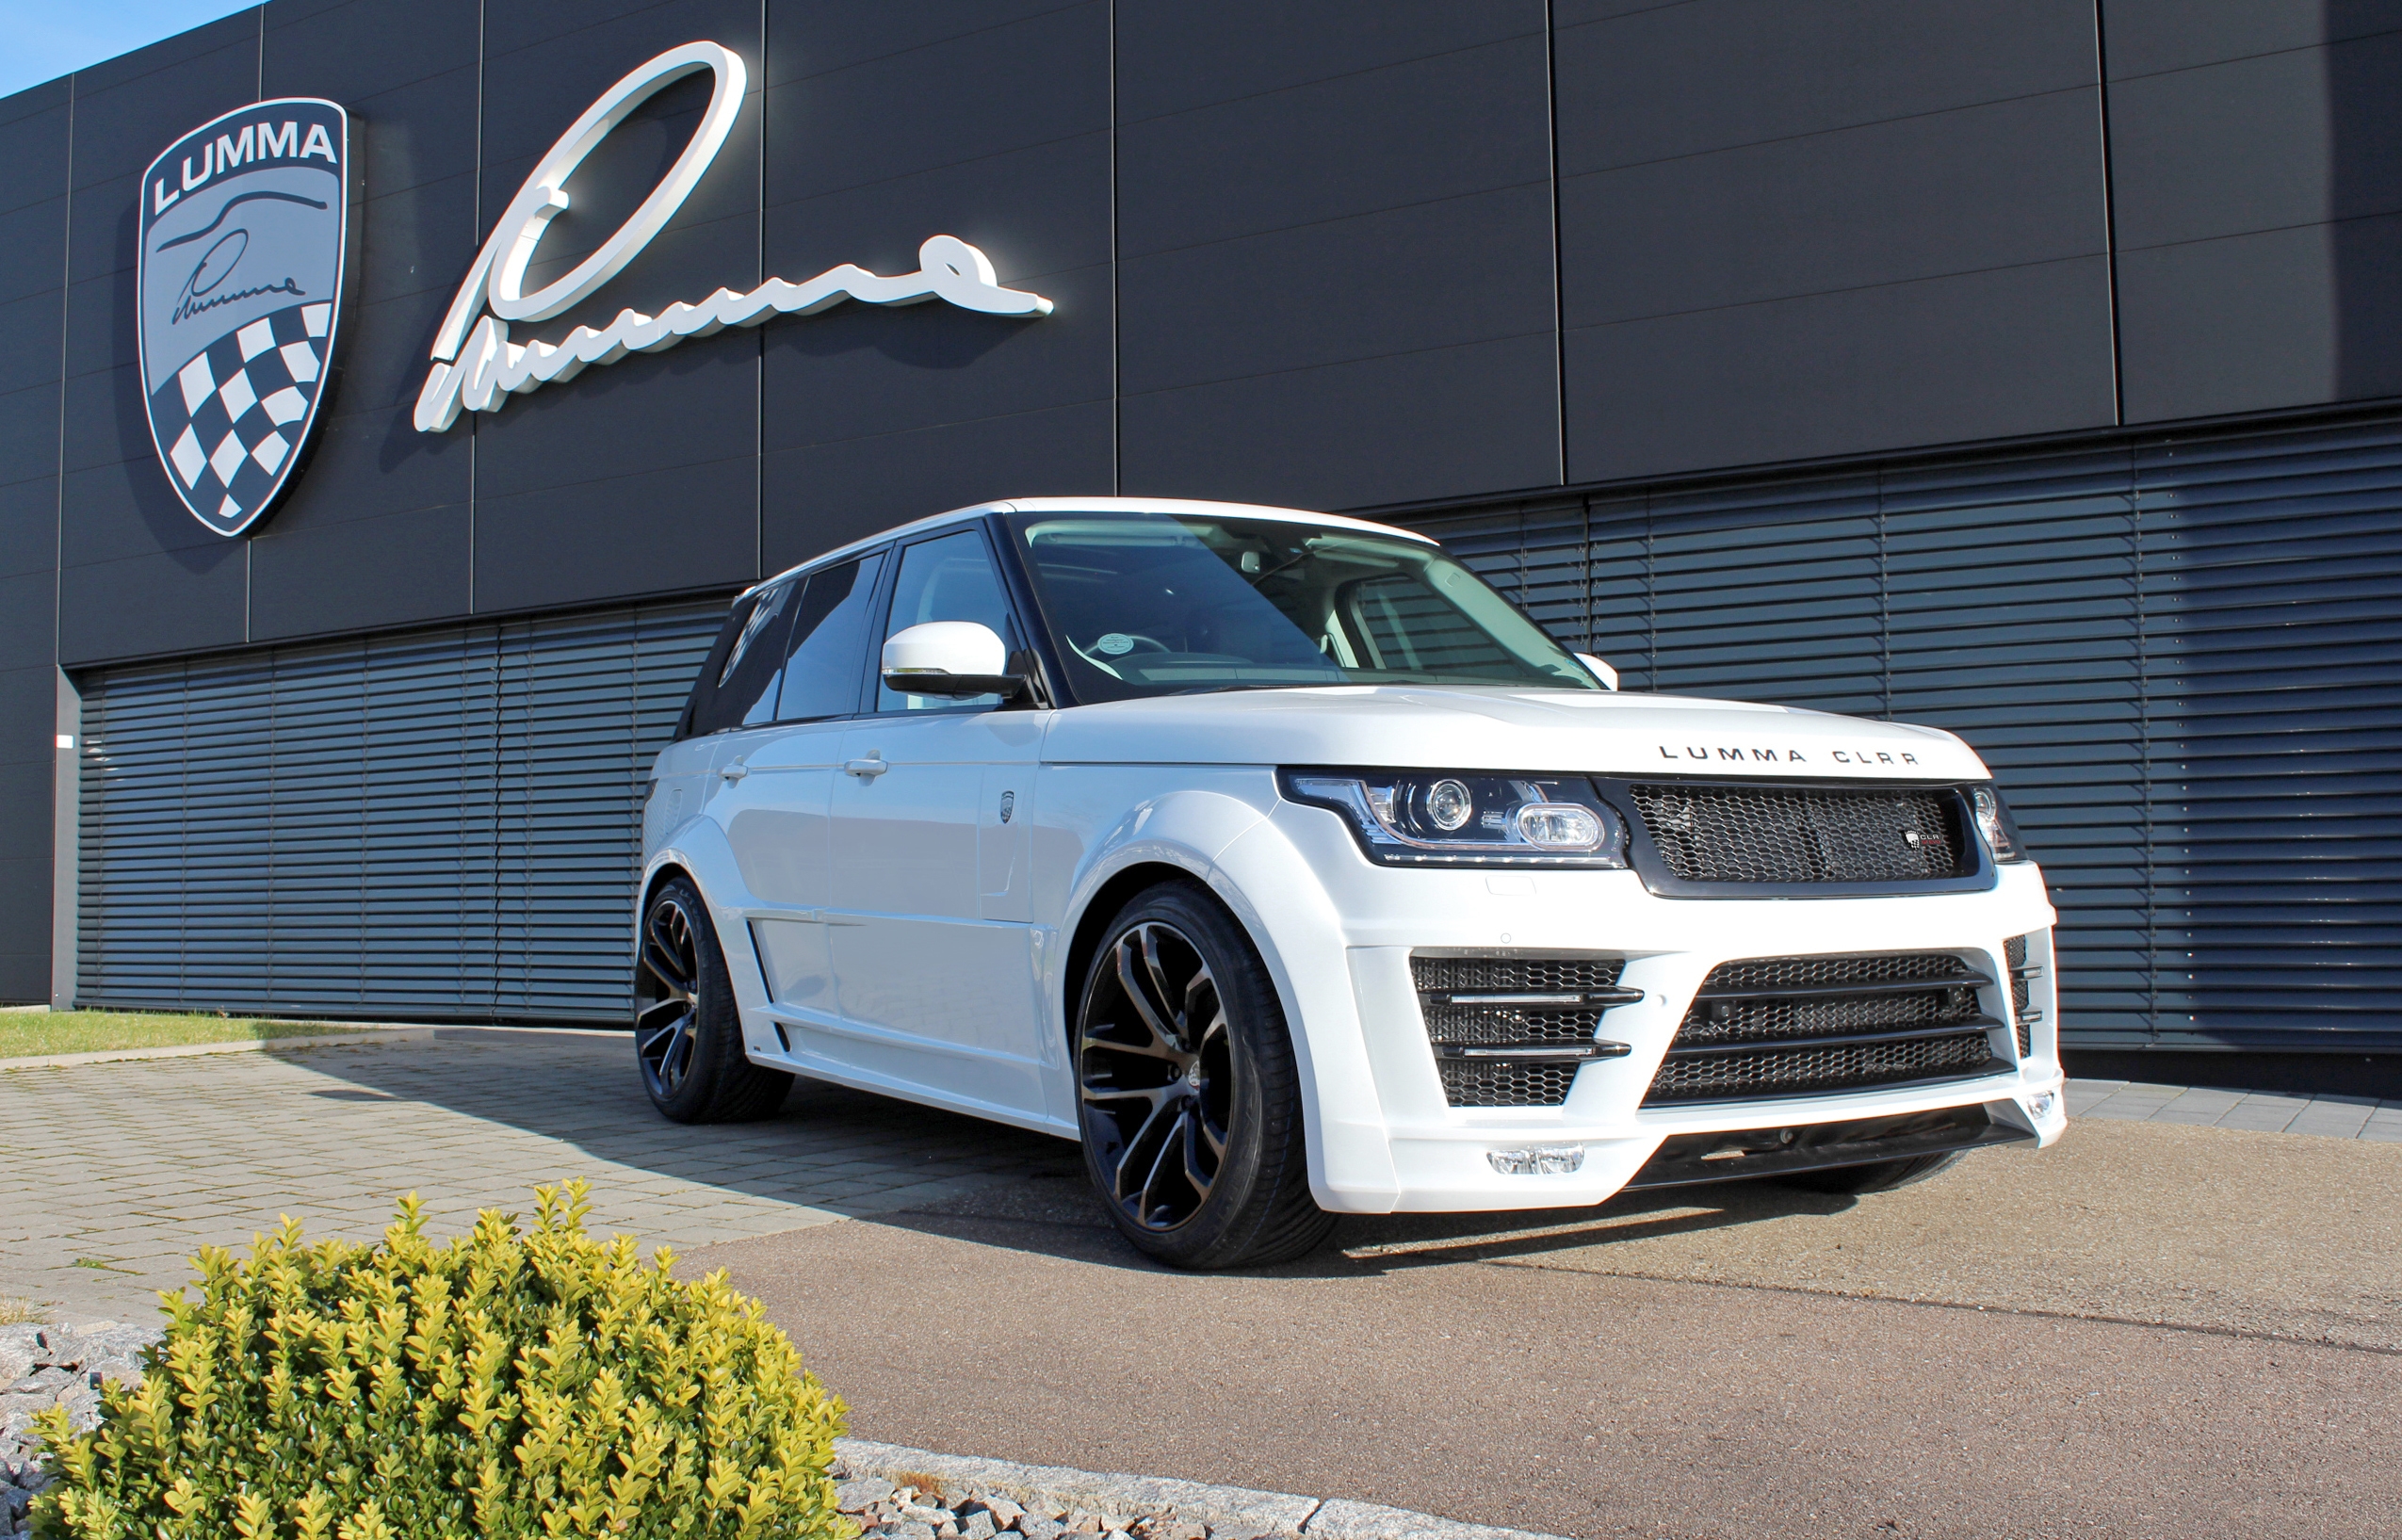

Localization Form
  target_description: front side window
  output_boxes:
[876,529,1023,712]
[1004,511,1595,703]
[774,552,885,722]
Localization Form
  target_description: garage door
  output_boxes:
[1426,414,2402,1052]
[74,599,725,1022]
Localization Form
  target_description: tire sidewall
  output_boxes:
[1075,883,1299,1266]
[641,877,742,1121]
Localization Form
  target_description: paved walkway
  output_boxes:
[0,1029,1074,1317]
[2067,1077,2402,1138]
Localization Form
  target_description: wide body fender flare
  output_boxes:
[1054,787,1402,1213]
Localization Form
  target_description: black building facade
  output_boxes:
[3,2,2397,1060]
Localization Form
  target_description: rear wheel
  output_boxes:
[1075,883,1336,1269]
[1775,1150,1964,1194]
[635,875,792,1123]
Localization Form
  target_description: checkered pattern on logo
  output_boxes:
[149,301,333,527]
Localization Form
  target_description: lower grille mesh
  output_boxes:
[1644,951,1999,1106]
[1414,954,1628,1108]
[2006,932,2036,1058]
[1648,1032,1995,1103]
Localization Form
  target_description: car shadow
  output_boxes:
[843,1165,1861,1280]
[268,1029,1087,1220]
[268,1029,1858,1277]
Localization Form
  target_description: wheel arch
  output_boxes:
[1061,860,1217,1047]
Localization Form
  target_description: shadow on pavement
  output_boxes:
[268,1029,1085,1218]
[852,1164,1858,1279]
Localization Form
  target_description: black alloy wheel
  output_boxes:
[1076,883,1336,1268]
[1080,919,1234,1231]
[634,875,792,1123]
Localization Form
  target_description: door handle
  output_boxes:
[843,754,888,779]
[719,762,749,782]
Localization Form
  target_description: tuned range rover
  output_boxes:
[636,498,2064,1268]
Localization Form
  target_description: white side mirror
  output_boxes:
[1576,653,1619,691]
[882,622,1022,699]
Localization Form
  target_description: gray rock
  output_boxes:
[839,1477,899,1512]
[961,1510,998,1540]
[1020,1518,1067,1540]
[901,1504,954,1525]
[980,1495,1027,1531]
[86,1356,140,1387]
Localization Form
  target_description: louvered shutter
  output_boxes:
[1428,414,2402,1052]
[76,598,724,1022]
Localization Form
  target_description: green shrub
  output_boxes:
[31,1181,849,1540]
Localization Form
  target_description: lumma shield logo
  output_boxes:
[138,99,349,537]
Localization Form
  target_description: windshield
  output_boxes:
[1004,511,1598,702]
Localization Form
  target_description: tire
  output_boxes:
[634,875,792,1124]
[1074,882,1337,1269]
[1775,1150,1965,1194]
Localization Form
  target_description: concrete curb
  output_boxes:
[835,1439,1568,1540]
[0,1026,434,1072]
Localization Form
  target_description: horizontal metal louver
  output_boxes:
[76,600,724,1023]
[1428,415,2402,1052]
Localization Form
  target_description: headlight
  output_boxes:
[1970,784,2027,864]
[1281,770,1629,868]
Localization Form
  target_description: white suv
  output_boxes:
[637,498,2064,1268]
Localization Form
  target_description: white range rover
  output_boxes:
[636,498,2064,1268]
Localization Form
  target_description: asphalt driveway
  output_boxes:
[5,1028,2398,1539]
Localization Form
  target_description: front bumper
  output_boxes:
[1251,802,2066,1213]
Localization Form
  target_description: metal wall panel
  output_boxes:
[75,599,723,1022]
[1426,415,2402,1052]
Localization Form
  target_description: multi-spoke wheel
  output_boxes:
[1076,883,1336,1268]
[634,876,792,1123]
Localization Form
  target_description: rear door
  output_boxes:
[821,527,1051,1119]
[716,553,885,1023]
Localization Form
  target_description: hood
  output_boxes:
[1040,686,1988,781]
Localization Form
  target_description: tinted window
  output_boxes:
[684,581,798,737]
[1004,511,1592,702]
[877,530,1022,713]
[774,552,885,722]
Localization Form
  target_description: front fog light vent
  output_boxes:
[1488,1144,1585,1175]
[1413,954,1639,1107]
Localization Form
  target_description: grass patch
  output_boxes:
[0,1296,39,1324]
[0,1010,360,1061]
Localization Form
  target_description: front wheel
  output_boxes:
[635,875,792,1123]
[1075,883,1336,1269]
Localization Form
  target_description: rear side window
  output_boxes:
[682,581,799,737]
[775,551,885,721]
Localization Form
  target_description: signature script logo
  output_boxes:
[138,99,349,538]
[414,41,1051,432]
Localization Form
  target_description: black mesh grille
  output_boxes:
[1631,784,1968,884]
[1705,953,1978,991]
[2006,933,2035,1058]
[1413,955,1627,1105]
[1647,1032,1995,1103]
[1436,1060,1583,1107]
[1413,957,1626,993]
[1675,986,1984,1047]
[1644,951,1999,1106]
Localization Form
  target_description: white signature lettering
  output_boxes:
[414,41,1050,432]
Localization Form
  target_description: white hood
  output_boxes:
[1041,686,1988,780]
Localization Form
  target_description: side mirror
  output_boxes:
[1576,653,1620,691]
[882,622,1028,699]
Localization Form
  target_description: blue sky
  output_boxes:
[0,0,256,99]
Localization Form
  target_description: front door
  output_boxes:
[821,527,1051,1119]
